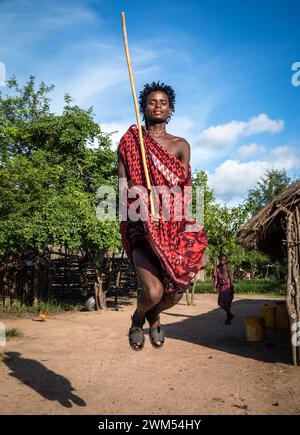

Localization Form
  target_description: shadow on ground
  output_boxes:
[2,352,86,408]
[158,298,291,364]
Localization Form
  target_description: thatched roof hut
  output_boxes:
[237,181,300,365]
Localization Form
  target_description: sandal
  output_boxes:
[128,311,145,351]
[148,315,165,349]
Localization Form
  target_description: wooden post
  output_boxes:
[33,260,40,308]
[94,282,100,311]
[1,270,9,308]
[115,249,125,310]
[185,287,191,306]
[286,211,297,365]
[191,277,197,306]
[93,251,105,310]
[106,252,115,295]
[293,207,300,364]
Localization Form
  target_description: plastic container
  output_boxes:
[259,304,276,330]
[275,304,289,331]
[245,316,266,341]
[84,296,96,311]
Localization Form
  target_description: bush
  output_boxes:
[192,277,286,297]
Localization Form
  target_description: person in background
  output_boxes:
[214,255,234,325]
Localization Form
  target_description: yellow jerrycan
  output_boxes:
[245,316,266,341]
[259,304,276,330]
[275,304,289,331]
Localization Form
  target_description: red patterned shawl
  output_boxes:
[118,125,208,295]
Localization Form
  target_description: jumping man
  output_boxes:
[118,81,208,350]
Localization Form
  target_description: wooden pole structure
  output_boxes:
[121,12,159,221]
[115,249,125,310]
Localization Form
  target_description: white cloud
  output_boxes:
[168,116,195,142]
[197,120,246,146]
[244,113,284,135]
[193,113,284,162]
[100,122,130,149]
[40,6,99,28]
[237,143,266,158]
[208,159,270,199]
[62,64,127,103]
[270,146,299,170]
[271,145,292,158]
[39,38,160,116]
[208,146,299,203]
[0,1,101,58]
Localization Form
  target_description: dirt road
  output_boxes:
[0,294,299,415]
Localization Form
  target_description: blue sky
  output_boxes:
[0,0,299,204]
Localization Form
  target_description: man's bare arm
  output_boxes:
[178,139,191,176]
[117,151,128,220]
[118,151,127,179]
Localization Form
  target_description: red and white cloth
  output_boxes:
[118,125,208,295]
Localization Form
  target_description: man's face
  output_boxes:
[221,256,228,264]
[145,91,171,124]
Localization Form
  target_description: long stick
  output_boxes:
[121,12,158,221]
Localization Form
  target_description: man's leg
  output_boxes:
[130,242,184,347]
[145,292,184,328]
[129,243,165,348]
[224,287,234,325]
[144,292,184,347]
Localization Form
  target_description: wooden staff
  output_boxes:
[121,12,159,221]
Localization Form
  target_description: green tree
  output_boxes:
[0,76,120,307]
[191,170,250,271]
[0,75,54,159]
[205,203,251,268]
[240,250,270,278]
[247,168,292,215]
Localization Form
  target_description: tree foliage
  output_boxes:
[0,76,120,258]
[191,170,270,272]
[247,168,292,215]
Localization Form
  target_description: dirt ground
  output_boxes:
[0,294,299,415]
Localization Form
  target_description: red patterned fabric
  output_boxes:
[118,124,208,295]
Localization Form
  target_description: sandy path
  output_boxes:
[0,294,299,415]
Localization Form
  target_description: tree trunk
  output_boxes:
[1,270,9,308]
[191,277,197,306]
[91,250,105,311]
[10,269,17,306]
[286,211,298,365]
[185,287,191,306]
[115,250,125,310]
[94,281,100,311]
[33,262,40,307]
[106,252,115,295]
[95,267,105,310]
[265,265,269,278]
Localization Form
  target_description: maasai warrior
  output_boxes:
[214,255,234,325]
[117,81,208,350]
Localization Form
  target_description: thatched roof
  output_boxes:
[237,181,300,259]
